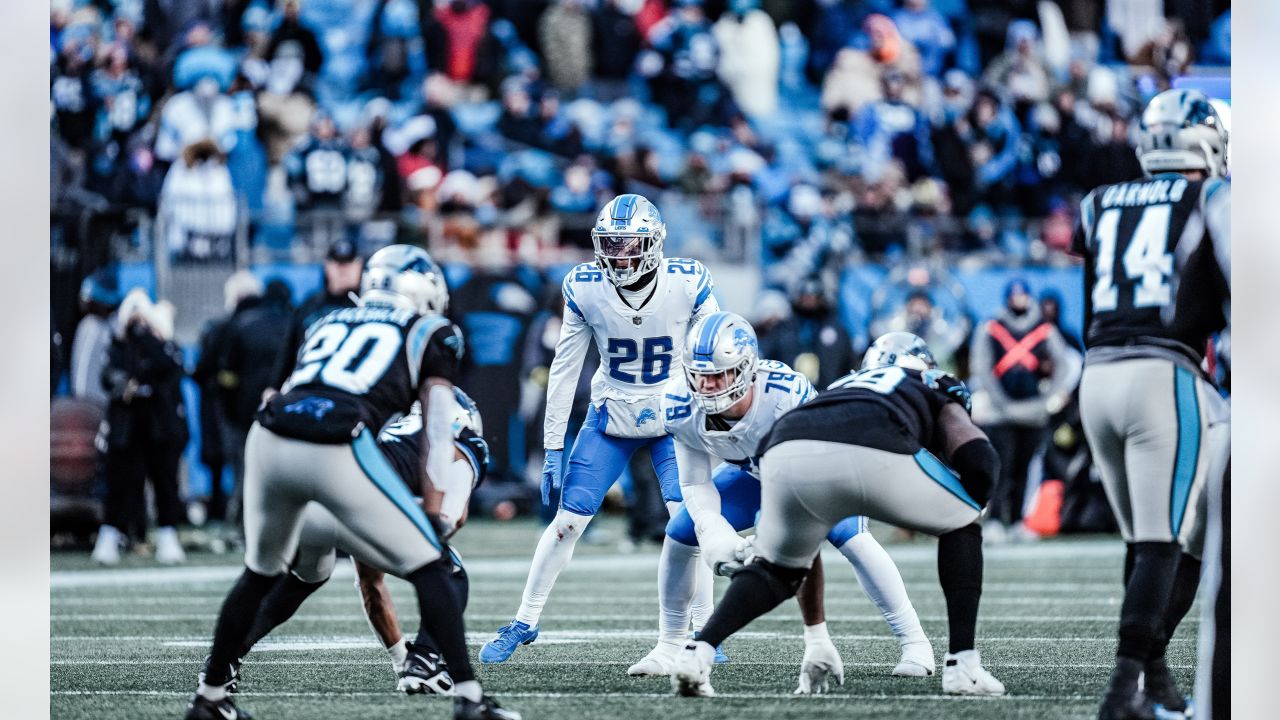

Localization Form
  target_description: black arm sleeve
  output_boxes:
[270,314,304,390]
[949,438,999,507]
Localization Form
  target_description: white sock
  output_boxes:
[387,636,407,672]
[454,679,482,703]
[690,557,714,631]
[837,533,928,645]
[803,621,831,644]
[657,537,699,645]
[514,509,594,626]
[196,681,227,702]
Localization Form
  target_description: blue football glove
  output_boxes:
[540,449,564,506]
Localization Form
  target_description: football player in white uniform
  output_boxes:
[481,194,720,662]
[627,312,933,692]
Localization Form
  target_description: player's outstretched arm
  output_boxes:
[675,441,741,574]
[418,376,457,518]
[353,560,403,655]
[542,300,591,451]
[938,403,999,507]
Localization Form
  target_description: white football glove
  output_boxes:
[699,527,743,577]
[794,637,844,695]
[714,535,757,577]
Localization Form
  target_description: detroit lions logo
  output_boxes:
[732,327,757,351]
[636,408,657,427]
[283,397,335,420]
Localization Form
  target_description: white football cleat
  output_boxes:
[155,526,187,565]
[91,525,123,566]
[892,639,936,677]
[942,650,1006,696]
[670,641,716,697]
[794,638,844,694]
[628,642,679,677]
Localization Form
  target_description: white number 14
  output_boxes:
[1092,205,1173,312]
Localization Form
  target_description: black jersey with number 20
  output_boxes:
[1071,174,1230,365]
[761,366,971,457]
[258,304,464,444]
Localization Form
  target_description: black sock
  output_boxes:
[238,574,328,658]
[1148,552,1201,663]
[696,560,808,648]
[1116,541,1180,661]
[406,558,475,684]
[937,523,984,654]
[206,568,279,684]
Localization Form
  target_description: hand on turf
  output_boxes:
[540,448,564,506]
[794,638,844,694]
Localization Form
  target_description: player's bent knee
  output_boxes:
[666,512,699,546]
[550,508,594,543]
[826,516,865,547]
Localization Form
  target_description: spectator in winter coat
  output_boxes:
[158,140,238,258]
[266,1,324,76]
[713,0,779,119]
[891,0,955,78]
[539,0,593,93]
[426,0,491,85]
[91,289,188,566]
[969,279,1076,538]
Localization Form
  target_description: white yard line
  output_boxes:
[49,612,1144,622]
[49,689,1095,701]
[51,658,1191,670]
[50,631,1192,644]
[51,542,1124,588]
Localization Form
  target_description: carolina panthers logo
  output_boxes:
[636,408,657,427]
[732,327,757,351]
[283,397,335,421]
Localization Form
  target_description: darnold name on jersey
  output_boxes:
[1099,177,1189,208]
[314,306,418,327]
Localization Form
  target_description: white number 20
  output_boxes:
[286,323,401,394]
[1092,205,1173,312]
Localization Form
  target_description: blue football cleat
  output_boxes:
[478,620,539,664]
[713,644,729,664]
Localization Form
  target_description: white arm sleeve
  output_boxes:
[541,310,592,450]
[434,456,476,535]
[423,383,457,496]
[675,440,737,541]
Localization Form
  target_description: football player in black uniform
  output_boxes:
[220,390,491,697]
[186,245,519,720]
[1071,89,1230,720]
[670,332,1005,698]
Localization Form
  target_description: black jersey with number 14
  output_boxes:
[760,366,971,457]
[258,305,464,444]
[1071,173,1230,366]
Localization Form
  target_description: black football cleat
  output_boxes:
[1143,657,1190,717]
[1098,657,1156,720]
[199,655,242,694]
[397,642,455,695]
[185,693,253,720]
[454,694,522,720]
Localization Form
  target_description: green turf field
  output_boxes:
[51,517,1197,720]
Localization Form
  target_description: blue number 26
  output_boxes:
[607,336,673,384]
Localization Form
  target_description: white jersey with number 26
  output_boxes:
[542,258,718,448]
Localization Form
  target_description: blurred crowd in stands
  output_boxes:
[50,0,1228,557]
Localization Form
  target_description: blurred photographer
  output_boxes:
[91,290,189,565]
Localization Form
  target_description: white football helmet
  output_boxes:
[360,244,449,316]
[861,332,937,372]
[1136,88,1229,178]
[590,193,666,286]
[683,311,759,415]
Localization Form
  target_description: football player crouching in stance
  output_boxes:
[632,312,934,692]
[211,392,490,698]
[671,332,1005,699]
